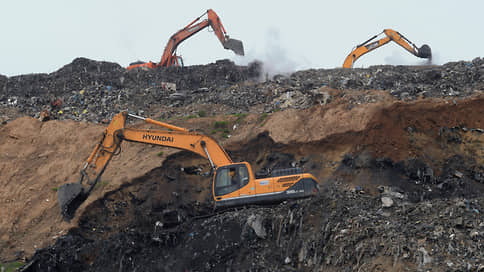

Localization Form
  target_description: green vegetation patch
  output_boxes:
[233,113,248,124]
[197,110,207,117]
[1,261,24,272]
[213,120,228,129]
[95,180,109,189]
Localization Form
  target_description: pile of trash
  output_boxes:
[288,58,484,99]
[23,183,484,271]
[2,57,484,123]
[3,57,484,271]
[0,58,261,122]
[22,139,484,271]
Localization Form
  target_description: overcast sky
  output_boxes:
[1,0,483,76]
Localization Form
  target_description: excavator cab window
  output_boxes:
[176,56,184,67]
[214,164,249,196]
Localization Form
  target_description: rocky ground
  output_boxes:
[1,58,484,271]
[2,57,484,123]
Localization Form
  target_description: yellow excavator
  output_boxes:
[57,112,319,221]
[343,29,431,68]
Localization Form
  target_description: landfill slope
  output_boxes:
[0,58,484,271]
[0,118,184,260]
[19,94,484,271]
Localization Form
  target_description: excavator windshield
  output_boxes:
[214,163,250,196]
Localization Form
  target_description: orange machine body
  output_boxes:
[212,162,318,207]
[343,29,431,68]
[58,111,317,220]
[127,9,244,70]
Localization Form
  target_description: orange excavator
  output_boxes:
[127,9,244,70]
[343,29,431,68]
[57,112,318,221]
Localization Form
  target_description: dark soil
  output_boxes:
[22,128,484,271]
[2,57,483,271]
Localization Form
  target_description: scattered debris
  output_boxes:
[2,57,484,122]
[381,196,394,207]
[1,57,484,272]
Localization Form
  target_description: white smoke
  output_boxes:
[233,28,309,81]
[429,51,442,65]
[384,48,440,66]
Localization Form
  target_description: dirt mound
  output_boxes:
[1,91,482,270]
[0,117,183,260]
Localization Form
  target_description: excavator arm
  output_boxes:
[343,29,431,68]
[57,111,232,221]
[127,9,244,70]
[205,9,245,56]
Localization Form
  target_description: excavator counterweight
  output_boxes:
[57,112,318,221]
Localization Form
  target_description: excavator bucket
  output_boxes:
[57,182,89,221]
[417,44,432,59]
[224,38,245,56]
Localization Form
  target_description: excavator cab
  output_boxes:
[213,161,319,208]
[213,163,251,197]
[175,56,184,67]
[168,54,184,67]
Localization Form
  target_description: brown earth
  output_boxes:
[1,89,484,262]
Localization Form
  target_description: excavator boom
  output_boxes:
[58,112,231,221]
[57,112,318,221]
[127,9,244,70]
[343,29,431,68]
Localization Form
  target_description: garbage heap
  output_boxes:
[1,57,484,123]
[0,57,261,122]
[24,184,484,271]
